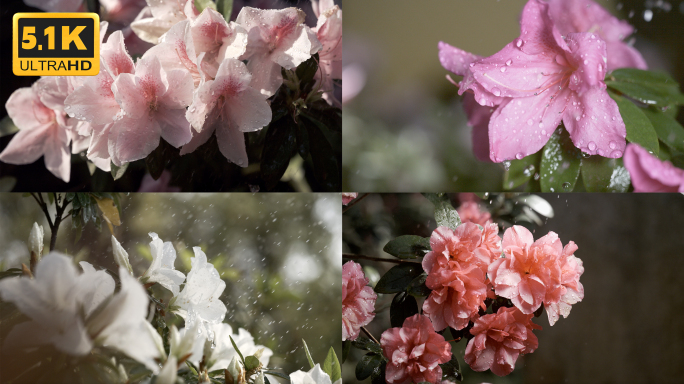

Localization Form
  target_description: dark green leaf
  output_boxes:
[540,128,581,192]
[390,292,419,328]
[440,355,462,383]
[302,339,315,369]
[302,115,340,191]
[296,54,319,94]
[503,152,540,190]
[370,361,387,384]
[295,119,310,159]
[263,371,290,381]
[407,273,431,297]
[342,340,351,364]
[244,355,260,371]
[374,263,424,294]
[580,156,631,192]
[306,100,341,133]
[84,0,99,13]
[671,155,684,168]
[145,140,175,180]
[609,68,680,86]
[422,194,460,230]
[355,354,383,381]
[215,0,233,20]
[607,68,684,106]
[351,337,383,355]
[0,268,23,280]
[261,116,296,190]
[609,90,659,155]
[110,162,128,181]
[0,177,16,192]
[322,347,341,382]
[383,235,430,259]
[643,108,684,154]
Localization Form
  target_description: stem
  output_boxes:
[361,327,380,345]
[50,193,70,252]
[342,193,369,213]
[343,253,419,264]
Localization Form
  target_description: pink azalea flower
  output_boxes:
[479,222,502,264]
[488,226,563,314]
[545,241,584,326]
[457,201,492,227]
[341,192,358,205]
[236,7,322,96]
[181,58,271,167]
[546,0,648,71]
[342,261,376,341]
[108,53,195,165]
[311,0,342,106]
[380,314,451,384]
[464,306,541,376]
[189,8,248,76]
[423,223,492,274]
[439,0,626,162]
[131,0,198,44]
[623,143,684,192]
[1,82,71,182]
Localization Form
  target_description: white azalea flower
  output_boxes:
[156,355,178,384]
[28,222,44,257]
[141,232,186,296]
[205,323,273,372]
[0,253,163,373]
[111,235,133,275]
[290,364,336,384]
[173,247,226,332]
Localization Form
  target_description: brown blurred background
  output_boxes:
[343,193,684,384]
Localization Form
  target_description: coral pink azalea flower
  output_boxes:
[236,7,322,97]
[440,0,626,162]
[182,58,271,166]
[341,193,358,205]
[545,241,584,326]
[457,201,492,226]
[623,143,684,192]
[488,225,563,314]
[342,261,376,341]
[1,83,71,182]
[465,306,541,376]
[380,314,451,384]
[108,54,194,165]
[546,0,647,71]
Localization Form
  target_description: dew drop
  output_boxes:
[527,119,534,126]
[538,122,544,128]
[515,38,524,48]
[609,141,617,149]
[506,59,512,66]
[610,150,623,158]
[500,67,507,73]
[541,129,547,135]
[562,182,571,191]
[588,141,597,151]
[516,152,524,160]
[575,116,581,121]
[492,87,501,96]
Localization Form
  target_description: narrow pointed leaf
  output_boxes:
[302,339,315,369]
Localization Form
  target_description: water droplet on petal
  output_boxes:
[516,152,524,160]
[515,38,524,48]
[588,141,597,151]
[500,67,507,73]
[609,141,617,149]
[506,59,512,66]
[492,87,501,96]
[527,119,534,126]
[610,150,623,158]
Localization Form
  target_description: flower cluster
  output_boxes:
[2,0,342,183]
[439,0,647,162]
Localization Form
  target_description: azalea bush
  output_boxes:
[439,0,684,192]
[0,0,341,192]
[342,193,584,383]
[0,192,342,383]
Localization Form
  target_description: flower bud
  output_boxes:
[253,372,265,384]
[111,235,133,275]
[226,356,246,384]
[28,222,44,273]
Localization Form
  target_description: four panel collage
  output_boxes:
[0,0,682,383]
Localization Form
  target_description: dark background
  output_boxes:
[343,193,684,384]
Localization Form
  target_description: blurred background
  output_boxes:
[342,0,684,191]
[343,193,684,384]
[0,192,341,378]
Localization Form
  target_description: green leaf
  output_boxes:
[370,361,387,384]
[301,114,341,191]
[215,0,233,20]
[302,339,315,369]
[606,68,684,106]
[355,353,384,381]
[296,54,319,94]
[439,355,462,383]
[261,116,296,190]
[609,90,659,155]
[390,292,419,327]
[643,108,684,154]
[540,128,581,192]
[503,152,540,190]
[0,115,19,138]
[263,370,290,381]
[406,273,431,297]
[110,162,128,181]
[351,337,383,355]
[244,355,260,371]
[374,263,424,294]
[229,336,245,365]
[580,156,631,192]
[383,235,430,259]
[342,340,351,364]
[322,347,341,383]
[0,268,23,280]
[422,193,460,230]
[194,0,216,13]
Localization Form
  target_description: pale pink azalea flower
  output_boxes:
[107,54,195,165]
[0,83,71,182]
[181,58,271,166]
[457,201,492,227]
[138,170,182,192]
[464,306,541,376]
[311,0,342,106]
[143,20,203,86]
[488,226,563,314]
[545,241,584,326]
[546,0,648,71]
[236,7,323,96]
[189,8,248,75]
[623,143,684,192]
[342,261,376,341]
[23,0,84,12]
[131,0,198,44]
[341,192,357,205]
[440,0,626,162]
[380,314,452,384]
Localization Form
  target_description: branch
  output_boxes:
[342,253,419,264]
[30,193,53,228]
[342,193,369,213]
[361,327,380,345]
